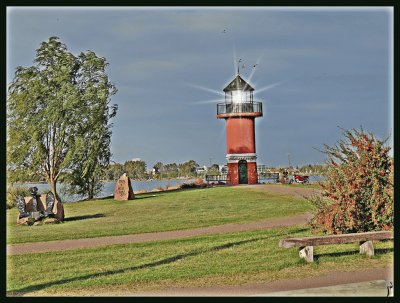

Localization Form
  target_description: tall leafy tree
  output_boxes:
[179,160,199,177]
[7,37,117,200]
[153,162,164,172]
[105,163,125,180]
[124,160,147,180]
[164,163,179,178]
[208,164,220,175]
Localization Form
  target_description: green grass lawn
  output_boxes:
[7,186,313,244]
[7,226,393,296]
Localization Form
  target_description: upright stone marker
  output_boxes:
[114,173,135,200]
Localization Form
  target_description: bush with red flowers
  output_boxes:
[309,128,393,234]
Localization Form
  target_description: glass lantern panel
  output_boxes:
[225,92,231,103]
[232,90,243,103]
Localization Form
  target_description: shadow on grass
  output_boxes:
[96,195,114,200]
[314,247,393,261]
[135,194,163,200]
[10,236,270,295]
[64,214,106,222]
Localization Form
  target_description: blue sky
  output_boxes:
[7,7,393,169]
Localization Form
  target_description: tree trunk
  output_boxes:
[88,186,94,200]
[49,178,58,202]
[87,176,94,200]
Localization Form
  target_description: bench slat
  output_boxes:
[279,231,393,248]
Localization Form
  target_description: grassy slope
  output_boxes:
[7,226,393,295]
[7,187,313,244]
[7,186,393,295]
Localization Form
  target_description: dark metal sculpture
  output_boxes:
[29,186,39,212]
[43,192,55,217]
[17,195,30,218]
[16,187,59,223]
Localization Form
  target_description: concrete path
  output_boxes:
[132,267,393,297]
[244,183,322,199]
[7,212,313,255]
[257,280,393,297]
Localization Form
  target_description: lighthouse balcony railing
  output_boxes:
[217,102,262,115]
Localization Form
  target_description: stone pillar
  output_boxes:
[52,199,65,222]
[360,240,374,257]
[114,173,135,200]
[299,246,314,262]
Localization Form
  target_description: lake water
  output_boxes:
[308,175,324,182]
[259,175,324,183]
[14,179,194,202]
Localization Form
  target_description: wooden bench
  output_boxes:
[279,231,393,262]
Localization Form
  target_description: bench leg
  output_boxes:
[360,241,374,257]
[299,246,313,262]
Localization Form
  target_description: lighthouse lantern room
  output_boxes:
[216,74,263,185]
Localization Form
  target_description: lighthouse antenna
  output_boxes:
[237,58,242,75]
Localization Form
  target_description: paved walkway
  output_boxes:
[127,267,394,297]
[257,280,393,297]
[244,183,322,199]
[7,212,314,255]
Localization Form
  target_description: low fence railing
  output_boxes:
[217,101,263,115]
[206,172,279,183]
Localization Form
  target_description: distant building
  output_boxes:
[196,166,208,174]
[257,164,268,174]
[219,165,228,174]
[131,158,142,162]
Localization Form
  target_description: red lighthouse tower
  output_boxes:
[217,73,263,185]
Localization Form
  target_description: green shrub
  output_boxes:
[180,182,207,189]
[180,182,197,189]
[309,128,393,234]
[6,185,30,209]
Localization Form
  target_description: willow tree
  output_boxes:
[7,37,117,200]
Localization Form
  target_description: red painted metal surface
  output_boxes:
[225,118,255,154]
